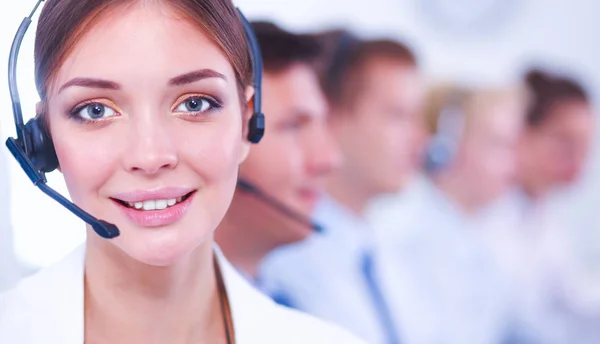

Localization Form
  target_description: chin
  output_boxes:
[117,226,205,267]
[277,219,313,246]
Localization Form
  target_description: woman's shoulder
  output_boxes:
[0,245,85,343]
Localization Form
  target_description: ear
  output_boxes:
[35,101,44,116]
[238,86,255,164]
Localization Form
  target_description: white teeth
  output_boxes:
[142,200,156,211]
[155,200,167,210]
[125,198,182,211]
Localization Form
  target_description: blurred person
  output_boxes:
[214,21,341,288]
[0,1,366,343]
[517,69,594,199]
[483,68,599,343]
[366,82,528,344]
[259,31,426,344]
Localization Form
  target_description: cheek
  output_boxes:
[239,134,301,191]
[52,125,120,206]
[182,121,243,187]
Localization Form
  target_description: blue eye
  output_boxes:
[74,102,118,121]
[174,96,219,114]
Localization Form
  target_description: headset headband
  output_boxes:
[8,1,264,163]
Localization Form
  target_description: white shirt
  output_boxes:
[480,188,600,343]
[259,195,402,344]
[366,176,513,344]
[0,243,366,344]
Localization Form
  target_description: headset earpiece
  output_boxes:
[237,8,265,144]
[247,112,265,143]
[423,88,468,174]
[24,116,58,173]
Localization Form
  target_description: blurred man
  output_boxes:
[215,22,341,286]
[259,32,426,344]
[486,68,599,344]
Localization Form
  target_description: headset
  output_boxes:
[236,179,323,233]
[322,31,360,99]
[422,88,468,174]
[6,0,265,239]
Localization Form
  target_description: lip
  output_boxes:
[297,187,321,207]
[111,188,196,228]
[112,187,195,203]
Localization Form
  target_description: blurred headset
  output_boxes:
[321,30,360,99]
[5,0,265,239]
[422,88,469,173]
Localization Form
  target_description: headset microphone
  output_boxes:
[6,0,119,239]
[237,179,324,233]
[5,138,120,239]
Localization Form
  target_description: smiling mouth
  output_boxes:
[111,191,195,211]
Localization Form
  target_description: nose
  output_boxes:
[306,125,343,176]
[122,115,178,175]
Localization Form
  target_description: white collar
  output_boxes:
[0,243,308,344]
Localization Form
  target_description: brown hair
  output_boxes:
[315,30,418,111]
[34,0,252,105]
[524,68,589,128]
[250,21,322,74]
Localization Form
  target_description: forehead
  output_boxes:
[50,2,235,94]
[547,100,593,126]
[263,64,328,119]
[359,58,422,97]
[471,95,524,126]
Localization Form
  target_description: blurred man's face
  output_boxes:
[520,100,594,189]
[330,58,426,196]
[456,98,524,205]
[236,63,341,244]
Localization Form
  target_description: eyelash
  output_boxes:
[68,99,118,124]
[172,94,224,117]
[67,94,224,124]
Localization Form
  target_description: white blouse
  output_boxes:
[0,243,366,344]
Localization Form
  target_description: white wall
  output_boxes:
[1,0,599,269]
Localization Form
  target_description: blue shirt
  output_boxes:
[367,176,516,344]
[259,194,402,344]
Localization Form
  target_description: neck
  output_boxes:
[325,170,373,216]
[215,216,272,280]
[432,172,483,216]
[84,235,224,344]
[518,169,549,201]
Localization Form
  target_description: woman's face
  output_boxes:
[45,3,251,266]
[457,98,524,205]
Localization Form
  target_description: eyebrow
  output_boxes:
[59,78,120,93]
[58,69,226,94]
[169,69,226,86]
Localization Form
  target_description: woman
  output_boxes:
[366,82,528,344]
[0,1,365,343]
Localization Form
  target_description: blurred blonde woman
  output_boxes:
[367,82,528,344]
